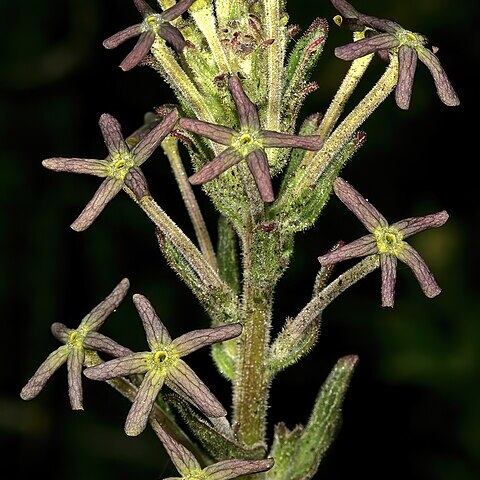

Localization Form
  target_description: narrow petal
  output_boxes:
[67,347,85,410]
[395,45,418,110]
[228,77,260,130]
[150,420,200,475]
[261,131,323,150]
[83,332,133,358]
[417,46,460,106]
[204,458,275,480]
[246,149,274,203]
[318,235,377,265]
[103,24,143,49]
[70,177,122,232]
[133,0,156,17]
[173,324,242,357]
[333,177,388,232]
[357,14,402,34]
[178,118,234,146]
[133,294,171,348]
[20,346,69,400]
[50,322,71,343]
[167,360,226,417]
[392,210,448,239]
[397,243,442,298]
[161,0,195,22]
[83,352,148,380]
[124,167,150,200]
[42,158,109,177]
[380,254,397,307]
[189,147,243,185]
[158,23,186,52]
[99,113,128,156]
[81,278,130,331]
[132,109,179,165]
[330,0,360,19]
[335,33,399,61]
[120,31,155,72]
[125,370,165,436]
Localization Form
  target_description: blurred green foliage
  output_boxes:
[1,0,478,479]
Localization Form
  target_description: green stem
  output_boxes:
[233,227,273,446]
[264,0,286,132]
[162,136,219,271]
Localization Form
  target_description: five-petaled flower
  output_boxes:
[151,419,274,480]
[83,294,243,436]
[20,279,131,410]
[318,177,449,307]
[42,109,178,231]
[103,0,194,71]
[330,0,460,109]
[178,76,324,202]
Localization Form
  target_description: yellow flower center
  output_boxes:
[373,226,404,256]
[68,326,88,349]
[232,130,262,156]
[147,344,179,373]
[108,153,136,181]
[144,14,163,31]
[397,29,427,49]
[184,469,207,480]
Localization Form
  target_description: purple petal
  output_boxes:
[42,158,109,177]
[246,149,274,203]
[204,458,275,480]
[161,0,195,22]
[50,322,71,343]
[83,352,149,380]
[318,235,378,265]
[81,278,130,331]
[395,45,418,110]
[178,117,234,146]
[83,332,133,358]
[20,346,69,400]
[67,347,85,410]
[380,254,397,307]
[120,31,155,72]
[261,130,323,150]
[333,177,388,232]
[103,24,143,49]
[330,0,360,19]
[158,23,186,52]
[133,294,172,348]
[99,114,128,156]
[189,147,243,184]
[357,14,402,34]
[167,359,227,417]
[150,420,200,475]
[417,46,460,106]
[133,109,179,165]
[392,210,448,239]
[173,324,242,356]
[133,0,156,17]
[335,33,399,61]
[124,167,150,200]
[397,243,442,298]
[228,77,260,130]
[125,370,165,436]
[70,177,122,232]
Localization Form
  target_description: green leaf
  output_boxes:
[217,215,241,293]
[267,355,358,480]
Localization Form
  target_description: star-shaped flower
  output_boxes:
[42,109,178,231]
[330,0,460,109]
[178,76,324,202]
[151,420,274,480]
[103,0,194,71]
[318,177,449,307]
[20,279,131,410]
[84,294,243,436]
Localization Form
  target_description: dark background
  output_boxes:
[1,0,478,479]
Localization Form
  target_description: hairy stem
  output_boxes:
[162,136,219,271]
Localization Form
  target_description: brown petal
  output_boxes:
[120,31,155,72]
[178,118,234,146]
[42,158,109,177]
[133,0,156,17]
[228,77,260,130]
[380,254,397,307]
[103,24,143,49]
[161,0,195,22]
[204,458,275,480]
[261,130,323,150]
[246,149,274,203]
[50,322,71,343]
[318,235,378,265]
[391,210,448,239]
[67,347,85,410]
[335,33,399,61]
[395,45,418,110]
[83,352,149,380]
[83,332,133,358]
[133,294,172,348]
[99,113,129,156]
[189,147,243,185]
[158,23,187,52]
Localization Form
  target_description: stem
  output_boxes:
[139,195,223,289]
[316,53,374,140]
[264,0,286,132]
[232,227,273,446]
[293,256,380,333]
[162,136,219,271]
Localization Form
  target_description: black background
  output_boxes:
[1,0,478,479]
